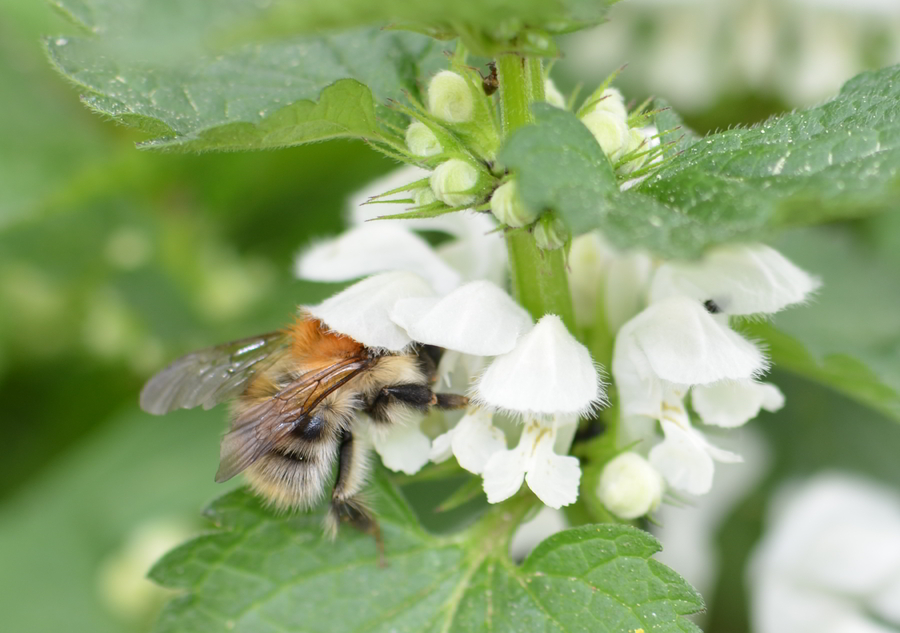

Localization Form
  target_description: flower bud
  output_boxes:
[405,121,442,157]
[586,87,628,120]
[533,214,568,251]
[544,78,566,109]
[617,128,649,175]
[430,158,479,207]
[414,186,437,207]
[427,71,475,124]
[580,109,630,159]
[597,452,664,519]
[490,181,538,227]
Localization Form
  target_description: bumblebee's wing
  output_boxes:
[215,356,373,482]
[140,332,291,415]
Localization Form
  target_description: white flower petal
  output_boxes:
[525,445,582,509]
[509,507,568,562]
[650,419,716,495]
[305,271,434,351]
[475,314,603,416]
[371,418,431,475]
[429,429,454,463]
[612,329,667,418]
[650,243,821,315]
[482,446,528,504]
[597,452,665,519]
[451,409,507,474]
[295,224,462,295]
[567,232,613,327]
[553,414,580,455]
[693,379,785,428]
[394,281,533,356]
[605,251,654,334]
[621,296,767,387]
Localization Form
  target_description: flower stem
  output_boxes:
[496,54,575,328]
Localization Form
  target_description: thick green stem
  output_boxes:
[497,54,575,327]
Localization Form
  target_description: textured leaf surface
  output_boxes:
[744,227,900,422]
[502,67,900,258]
[150,473,703,633]
[47,10,451,151]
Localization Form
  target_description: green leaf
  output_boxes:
[636,64,900,255]
[651,98,700,157]
[741,226,900,422]
[150,473,703,632]
[47,22,451,151]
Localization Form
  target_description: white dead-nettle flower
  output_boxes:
[430,407,507,474]
[490,180,538,228]
[405,121,442,157]
[649,243,821,315]
[597,451,665,519]
[544,77,567,109]
[427,70,475,123]
[476,314,603,417]
[295,166,507,293]
[430,158,479,207]
[305,271,434,351]
[692,379,785,428]
[365,410,431,476]
[750,474,900,633]
[482,415,582,509]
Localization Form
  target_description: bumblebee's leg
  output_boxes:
[368,383,469,423]
[326,428,385,565]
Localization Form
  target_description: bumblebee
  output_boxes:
[140,314,467,545]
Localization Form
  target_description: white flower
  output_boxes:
[750,474,900,633]
[367,412,432,475]
[648,400,742,495]
[304,271,434,351]
[613,296,766,419]
[544,78,566,109]
[650,243,820,315]
[692,379,785,428]
[427,70,475,124]
[296,166,507,293]
[405,121,442,157]
[597,451,665,519]
[390,280,533,357]
[490,180,538,228]
[482,417,582,509]
[430,159,479,207]
[430,407,506,474]
[475,314,604,417]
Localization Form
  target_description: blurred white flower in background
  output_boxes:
[750,473,900,633]
[564,0,900,111]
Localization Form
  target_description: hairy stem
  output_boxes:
[496,54,575,328]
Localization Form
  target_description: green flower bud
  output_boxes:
[597,452,664,519]
[489,181,538,227]
[430,159,479,207]
[580,108,630,160]
[544,78,566,109]
[427,71,475,124]
[533,214,568,251]
[618,128,649,175]
[586,87,628,120]
[405,121,442,157]
[414,186,437,207]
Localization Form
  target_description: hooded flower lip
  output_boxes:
[304,271,434,351]
[650,243,821,315]
[390,280,533,357]
[482,417,582,509]
[474,314,604,417]
[295,223,462,295]
[692,379,785,428]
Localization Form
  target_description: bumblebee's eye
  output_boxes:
[704,299,722,314]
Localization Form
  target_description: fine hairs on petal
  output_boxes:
[474,314,605,417]
[304,271,435,352]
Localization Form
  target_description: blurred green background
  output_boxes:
[1,0,899,632]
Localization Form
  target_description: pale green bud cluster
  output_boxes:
[405,121,442,157]
[579,86,653,174]
[430,158,479,207]
[533,214,568,251]
[428,70,475,124]
[489,180,538,228]
[596,452,664,519]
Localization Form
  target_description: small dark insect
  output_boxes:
[704,299,722,314]
[482,62,499,96]
[140,314,468,556]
